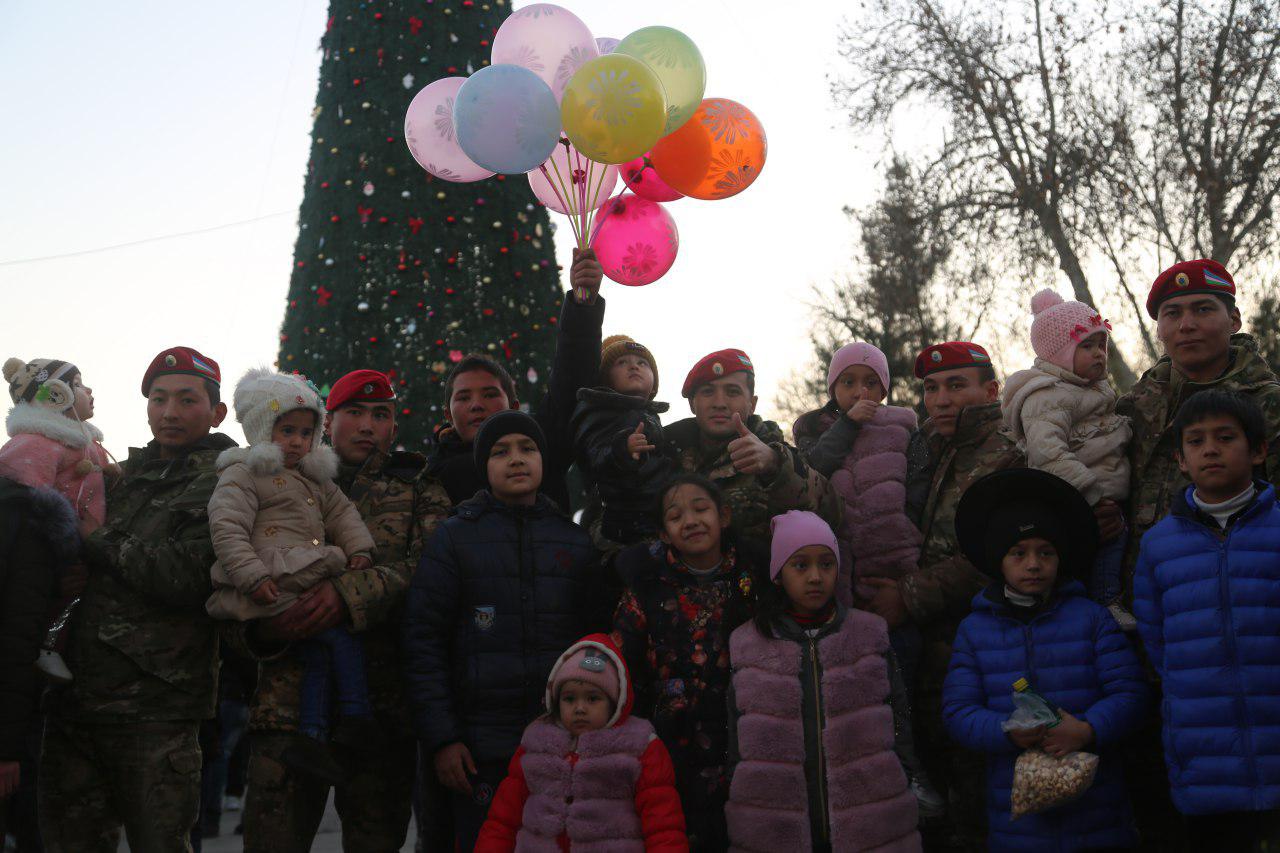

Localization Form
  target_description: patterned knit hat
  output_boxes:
[545,634,632,727]
[600,334,659,397]
[3,357,79,412]
[232,367,326,446]
[1029,290,1111,373]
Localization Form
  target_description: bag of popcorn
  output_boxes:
[1009,748,1099,819]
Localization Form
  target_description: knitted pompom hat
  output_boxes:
[4,357,78,412]
[1029,289,1110,373]
[599,334,659,397]
[232,367,326,446]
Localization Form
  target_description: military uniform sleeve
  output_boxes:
[319,481,375,559]
[85,468,221,608]
[403,524,463,753]
[1018,389,1102,504]
[332,475,450,633]
[899,554,986,626]
[763,442,843,530]
[207,465,271,595]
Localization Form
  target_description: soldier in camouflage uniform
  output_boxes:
[38,347,232,853]
[231,370,450,853]
[665,349,841,547]
[869,342,1023,852]
[1115,260,1280,853]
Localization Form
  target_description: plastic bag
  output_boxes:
[1000,689,1060,732]
[1009,748,1099,819]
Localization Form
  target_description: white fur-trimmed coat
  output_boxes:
[205,443,374,620]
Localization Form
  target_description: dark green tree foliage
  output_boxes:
[278,0,563,449]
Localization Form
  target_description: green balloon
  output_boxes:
[616,26,707,136]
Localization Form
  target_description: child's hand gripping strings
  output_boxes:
[728,413,780,477]
[626,422,655,461]
[250,578,281,606]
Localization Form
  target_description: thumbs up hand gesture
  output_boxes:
[626,421,655,461]
[727,412,780,477]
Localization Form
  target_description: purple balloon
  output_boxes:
[590,196,679,287]
[404,77,494,183]
[491,4,599,101]
[529,140,619,215]
[596,37,619,55]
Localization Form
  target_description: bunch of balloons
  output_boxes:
[404,4,767,288]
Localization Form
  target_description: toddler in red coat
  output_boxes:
[476,633,688,852]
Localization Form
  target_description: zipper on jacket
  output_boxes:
[809,635,830,843]
[1215,529,1259,796]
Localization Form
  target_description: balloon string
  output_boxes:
[579,153,592,248]
[539,164,580,247]
[546,155,583,247]
[584,157,609,241]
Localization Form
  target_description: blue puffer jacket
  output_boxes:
[402,491,605,765]
[943,581,1147,851]
[1133,482,1280,816]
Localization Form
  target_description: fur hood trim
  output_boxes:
[216,442,339,482]
[6,403,103,448]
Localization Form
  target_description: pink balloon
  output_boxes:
[528,139,619,215]
[590,196,679,287]
[404,77,494,183]
[620,155,685,202]
[492,4,599,102]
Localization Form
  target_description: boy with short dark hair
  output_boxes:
[1133,389,1280,848]
[403,411,602,852]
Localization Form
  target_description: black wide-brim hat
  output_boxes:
[955,468,1099,582]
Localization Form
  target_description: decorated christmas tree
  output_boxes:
[278,0,563,450]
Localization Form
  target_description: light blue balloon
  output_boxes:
[453,64,562,175]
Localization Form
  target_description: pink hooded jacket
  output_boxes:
[0,403,111,535]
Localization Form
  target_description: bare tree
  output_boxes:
[837,0,1140,385]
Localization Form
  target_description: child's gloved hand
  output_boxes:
[845,399,881,424]
[626,422,655,461]
[1041,711,1094,757]
[1007,724,1046,750]
[250,579,281,606]
[346,555,373,572]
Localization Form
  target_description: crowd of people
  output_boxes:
[0,251,1278,853]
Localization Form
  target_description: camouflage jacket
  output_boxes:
[664,415,842,546]
[59,433,237,722]
[1117,333,1280,579]
[229,448,451,734]
[902,403,1023,660]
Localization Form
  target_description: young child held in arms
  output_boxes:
[1134,391,1280,849]
[572,334,672,547]
[1,356,115,683]
[475,633,687,851]
[611,473,763,852]
[206,368,376,782]
[726,510,921,853]
[943,469,1146,851]
[1001,291,1134,628]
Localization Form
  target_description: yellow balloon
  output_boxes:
[560,54,668,165]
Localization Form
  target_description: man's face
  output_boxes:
[448,369,514,443]
[921,367,999,437]
[1177,413,1265,500]
[689,373,756,440]
[325,402,397,465]
[146,374,227,451]
[1156,294,1241,375]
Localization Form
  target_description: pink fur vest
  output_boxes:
[516,715,654,852]
[827,406,922,585]
[727,611,920,853]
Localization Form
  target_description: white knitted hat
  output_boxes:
[232,368,326,446]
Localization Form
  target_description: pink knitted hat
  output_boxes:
[1029,289,1111,372]
[769,510,841,581]
[549,640,622,707]
[826,342,890,399]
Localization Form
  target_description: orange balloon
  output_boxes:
[649,98,767,200]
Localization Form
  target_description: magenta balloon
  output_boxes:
[528,140,619,215]
[491,4,599,102]
[620,155,684,202]
[590,196,679,287]
[404,77,494,183]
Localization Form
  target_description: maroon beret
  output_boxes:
[682,349,754,398]
[914,342,992,379]
[326,369,397,412]
[1146,259,1236,319]
[141,346,220,397]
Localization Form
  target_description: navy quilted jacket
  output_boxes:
[402,491,606,764]
[1133,482,1280,816]
[943,581,1147,851]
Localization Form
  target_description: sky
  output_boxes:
[0,0,910,456]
